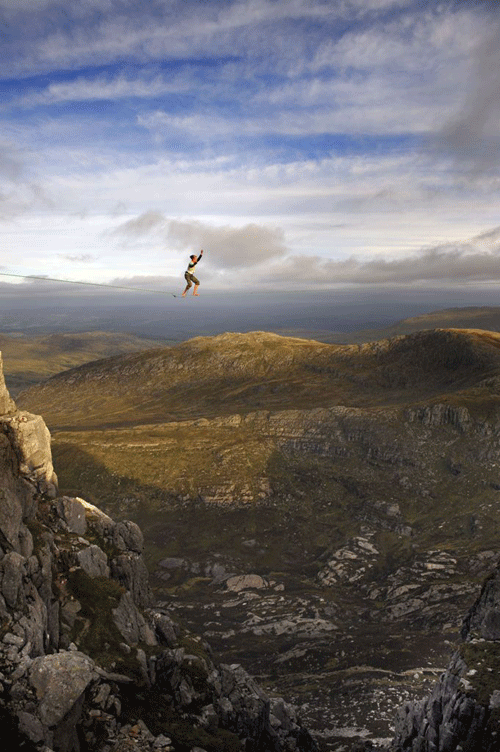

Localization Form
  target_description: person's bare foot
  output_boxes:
[193,293,199,296]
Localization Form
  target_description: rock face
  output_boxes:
[0,358,317,752]
[392,563,500,752]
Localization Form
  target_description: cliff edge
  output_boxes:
[392,560,500,752]
[0,353,317,752]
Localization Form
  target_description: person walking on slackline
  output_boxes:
[182,249,203,297]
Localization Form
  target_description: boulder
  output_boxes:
[112,520,144,553]
[224,574,268,592]
[5,411,58,497]
[29,650,97,727]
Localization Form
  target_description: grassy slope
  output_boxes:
[0,330,165,395]
[16,327,500,584]
[16,328,500,429]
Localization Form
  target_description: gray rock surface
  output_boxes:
[29,651,97,727]
[76,543,110,578]
[56,496,87,534]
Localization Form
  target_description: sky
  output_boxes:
[1,0,500,298]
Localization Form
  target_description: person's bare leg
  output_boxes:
[193,285,199,296]
[182,284,190,297]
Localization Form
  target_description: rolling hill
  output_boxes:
[16,327,500,429]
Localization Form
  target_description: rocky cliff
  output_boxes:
[392,561,500,752]
[0,353,318,752]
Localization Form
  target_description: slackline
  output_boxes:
[0,271,179,297]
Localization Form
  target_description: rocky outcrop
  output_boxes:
[391,562,500,752]
[0,358,317,752]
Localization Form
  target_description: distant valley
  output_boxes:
[0,330,165,395]
[328,305,500,344]
[15,312,500,751]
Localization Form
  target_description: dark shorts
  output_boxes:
[184,272,200,287]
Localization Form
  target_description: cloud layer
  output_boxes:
[0,0,499,293]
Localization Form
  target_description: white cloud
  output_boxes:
[111,212,286,267]
[6,72,188,109]
[1,0,326,78]
[317,8,482,74]
[0,0,444,82]
[167,219,286,267]
[250,226,500,288]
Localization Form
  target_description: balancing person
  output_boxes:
[182,249,204,297]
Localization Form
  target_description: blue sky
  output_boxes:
[1,0,500,294]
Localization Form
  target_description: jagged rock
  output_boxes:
[17,710,46,744]
[150,612,178,647]
[76,544,110,578]
[77,496,114,533]
[392,561,500,751]
[4,411,58,496]
[56,496,87,535]
[110,552,151,608]
[0,435,32,552]
[462,566,500,640]
[0,353,15,413]
[112,591,157,646]
[112,520,144,553]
